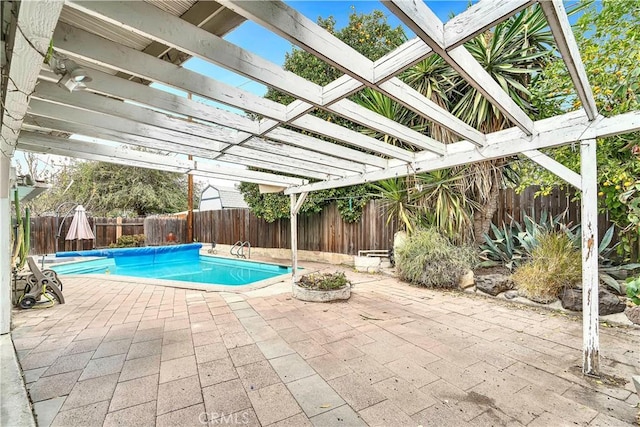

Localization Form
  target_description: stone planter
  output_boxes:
[292,283,351,302]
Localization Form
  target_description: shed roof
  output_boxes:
[201,185,248,210]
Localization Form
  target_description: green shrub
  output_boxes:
[298,272,350,291]
[396,227,476,289]
[626,276,640,305]
[513,232,581,303]
[109,234,146,248]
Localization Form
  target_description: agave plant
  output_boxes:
[479,221,526,271]
[479,210,571,270]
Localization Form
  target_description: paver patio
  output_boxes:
[11,263,640,426]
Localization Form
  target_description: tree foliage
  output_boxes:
[239,182,372,223]
[242,9,404,222]
[25,159,195,217]
[265,10,405,106]
[519,0,640,257]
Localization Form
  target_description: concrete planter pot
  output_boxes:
[292,282,351,302]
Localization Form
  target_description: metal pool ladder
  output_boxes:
[231,241,251,259]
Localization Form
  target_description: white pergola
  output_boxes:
[2,0,639,376]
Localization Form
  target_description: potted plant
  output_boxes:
[293,271,352,302]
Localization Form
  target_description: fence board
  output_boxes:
[26,187,635,261]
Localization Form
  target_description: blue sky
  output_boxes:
[178,1,475,102]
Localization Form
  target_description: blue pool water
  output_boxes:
[51,245,291,286]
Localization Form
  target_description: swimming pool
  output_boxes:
[51,244,291,286]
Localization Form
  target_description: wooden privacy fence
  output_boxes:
[144,202,399,255]
[29,216,144,254]
[27,186,635,260]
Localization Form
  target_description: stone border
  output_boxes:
[463,284,638,328]
[292,283,351,302]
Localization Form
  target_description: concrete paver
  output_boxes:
[156,375,203,415]
[236,360,281,391]
[51,401,110,427]
[103,401,157,427]
[202,378,251,416]
[119,353,161,381]
[287,374,346,417]
[247,382,302,425]
[9,266,640,426]
[109,374,159,412]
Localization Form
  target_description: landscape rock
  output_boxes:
[354,256,380,273]
[458,270,475,289]
[625,306,640,325]
[504,290,519,300]
[561,288,626,315]
[475,274,513,296]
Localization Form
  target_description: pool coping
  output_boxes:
[72,271,297,293]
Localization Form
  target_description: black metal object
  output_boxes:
[18,257,65,309]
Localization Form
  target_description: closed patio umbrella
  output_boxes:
[65,205,95,241]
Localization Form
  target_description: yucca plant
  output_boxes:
[370,177,420,234]
[414,168,478,244]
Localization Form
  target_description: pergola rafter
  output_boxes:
[1,0,638,377]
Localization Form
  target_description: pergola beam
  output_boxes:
[217,154,331,181]
[23,113,351,180]
[54,22,444,156]
[218,0,374,82]
[33,81,365,175]
[264,127,387,169]
[33,81,235,147]
[286,109,640,194]
[379,78,486,146]
[385,0,536,135]
[540,0,598,120]
[264,115,417,162]
[18,133,192,173]
[117,1,244,82]
[38,68,260,134]
[23,115,219,160]
[444,0,535,49]
[66,0,324,106]
[38,70,386,170]
[28,99,224,155]
[521,150,582,190]
[17,132,305,187]
[53,22,287,121]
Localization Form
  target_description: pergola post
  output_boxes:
[580,138,599,376]
[290,192,308,286]
[1,156,12,334]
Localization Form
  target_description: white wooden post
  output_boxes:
[290,194,298,286]
[1,156,12,334]
[581,139,599,376]
[290,192,308,287]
